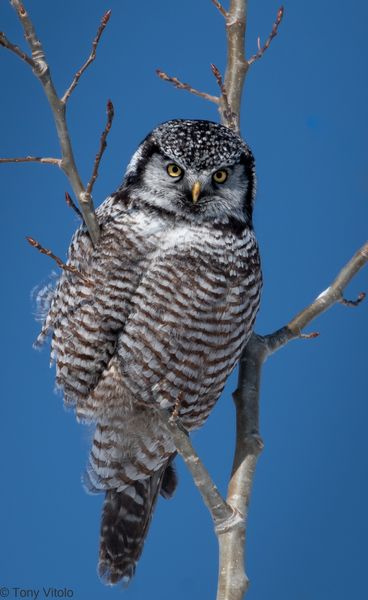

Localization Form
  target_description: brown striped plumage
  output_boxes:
[38,120,262,584]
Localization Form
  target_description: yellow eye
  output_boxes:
[167,163,183,178]
[213,169,228,184]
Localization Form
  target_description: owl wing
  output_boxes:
[37,196,155,420]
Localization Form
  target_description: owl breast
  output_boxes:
[115,220,262,430]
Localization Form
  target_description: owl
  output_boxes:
[37,119,262,585]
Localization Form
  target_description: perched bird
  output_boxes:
[37,119,262,585]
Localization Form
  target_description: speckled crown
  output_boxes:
[152,119,252,170]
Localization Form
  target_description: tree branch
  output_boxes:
[0,156,61,165]
[0,1,112,246]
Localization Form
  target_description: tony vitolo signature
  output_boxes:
[0,588,74,598]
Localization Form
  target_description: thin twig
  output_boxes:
[26,236,91,284]
[62,10,112,104]
[156,69,219,104]
[339,291,366,307]
[211,64,236,130]
[0,31,36,68]
[85,100,115,197]
[65,192,83,219]
[211,0,229,18]
[0,156,61,165]
[248,6,284,66]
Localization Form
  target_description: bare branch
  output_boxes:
[156,69,219,104]
[26,236,91,284]
[0,156,61,166]
[65,192,83,219]
[62,10,112,104]
[248,6,284,66]
[2,0,103,246]
[85,100,115,197]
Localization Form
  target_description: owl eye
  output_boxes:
[167,163,183,178]
[212,169,228,184]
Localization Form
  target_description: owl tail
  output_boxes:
[98,462,177,585]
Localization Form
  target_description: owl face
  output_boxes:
[123,120,256,229]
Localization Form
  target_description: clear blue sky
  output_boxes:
[1,1,367,599]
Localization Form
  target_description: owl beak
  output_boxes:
[191,181,202,203]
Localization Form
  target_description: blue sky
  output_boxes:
[1,1,367,599]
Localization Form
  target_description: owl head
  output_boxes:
[122,119,256,230]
